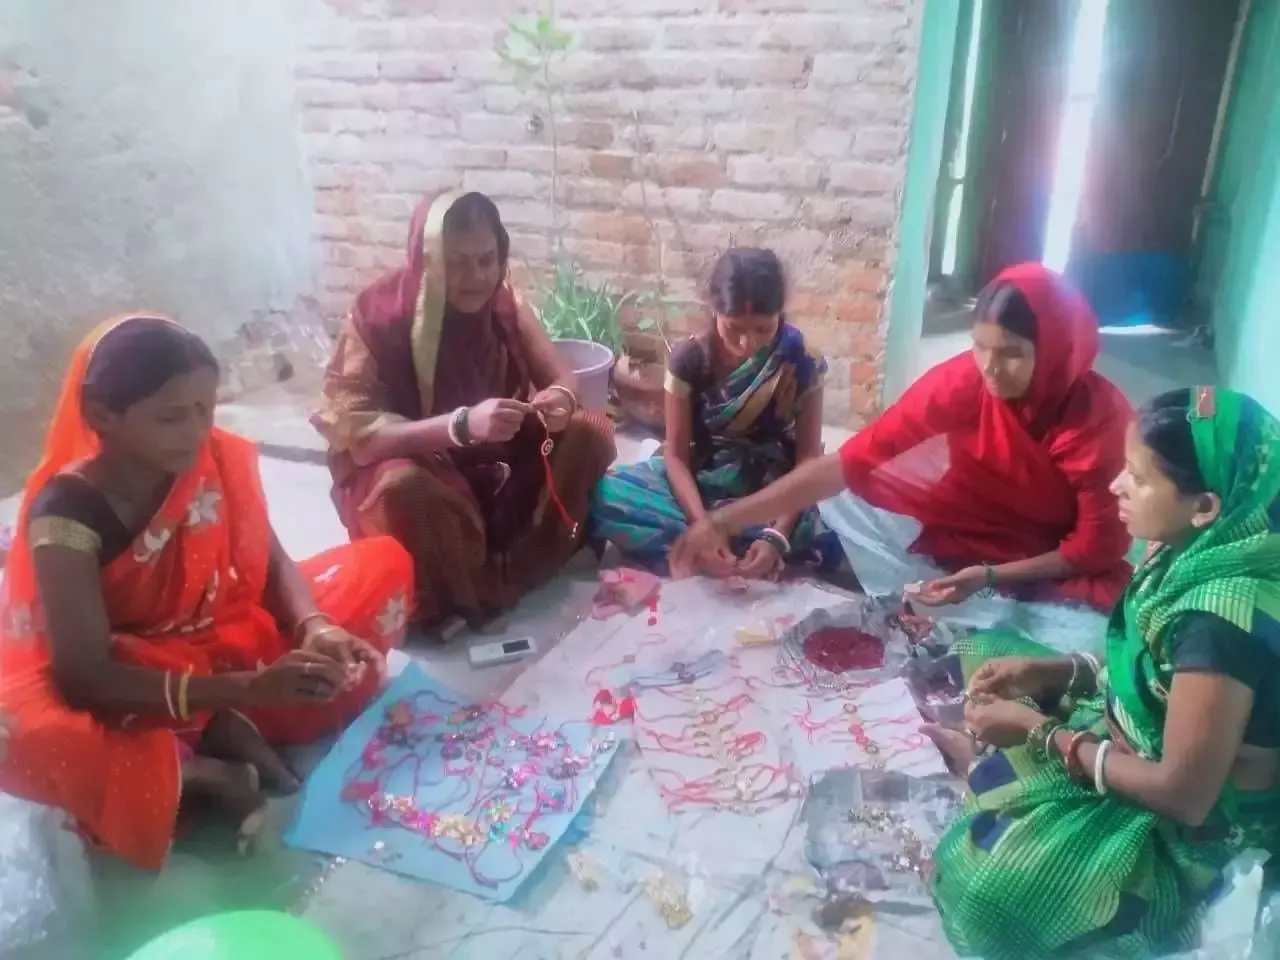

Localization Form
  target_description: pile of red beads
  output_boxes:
[801,626,886,674]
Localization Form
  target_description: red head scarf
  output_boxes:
[840,262,1132,609]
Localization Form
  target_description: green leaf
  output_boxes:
[637,317,656,331]
[502,31,539,59]
[535,16,552,36]
[509,17,540,39]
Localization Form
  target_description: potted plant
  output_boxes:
[535,261,628,411]
[614,290,679,431]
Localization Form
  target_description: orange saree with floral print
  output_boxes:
[0,317,413,870]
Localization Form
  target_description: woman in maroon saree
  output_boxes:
[314,192,615,627]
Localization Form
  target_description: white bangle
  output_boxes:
[446,406,467,448]
[162,670,177,720]
[760,526,792,555]
[1080,652,1101,683]
[1066,654,1079,695]
[1093,740,1112,795]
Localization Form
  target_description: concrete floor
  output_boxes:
[0,326,1218,958]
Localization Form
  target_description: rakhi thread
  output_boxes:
[535,411,578,537]
[637,685,799,814]
[791,700,926,770]
[339,689,615,890]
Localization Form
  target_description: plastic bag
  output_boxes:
[901,652,968,730]
[1251,884,1280,958]
[1160,850,1270,959]
[0,794,96,954]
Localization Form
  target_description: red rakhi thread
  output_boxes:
[648,762,796,813]
[536,414,578,537]
[583,630,670,690]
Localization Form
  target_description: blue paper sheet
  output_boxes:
[285,664,618,902]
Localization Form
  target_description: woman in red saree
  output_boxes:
[671,263,1132,617]
[0,316,413,870]
[314,191,615,629]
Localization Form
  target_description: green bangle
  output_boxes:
[1026,719,1063,763]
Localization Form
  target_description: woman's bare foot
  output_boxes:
[921,723,978,778]
[200,710,301,794]
[181,754,268,856]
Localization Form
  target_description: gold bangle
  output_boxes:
[293,612,335,644]
[545,383,578,413]
[177,668,193,722]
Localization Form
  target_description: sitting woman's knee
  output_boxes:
[561,410,616,467]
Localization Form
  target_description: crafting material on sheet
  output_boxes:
[590,689,636,725]
[735,623,777,647]
[505,579,955,877]
[788,678,949,779]
[802,625,886,673]
[803,768,961,907]
[776,598,918,692]
[645,871,694,929]
[591,567,662,620]
[285,664,618,902]
[632,661,801,816]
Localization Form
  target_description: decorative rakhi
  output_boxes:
[639,687,799,814]
[844,805,935,881]
[533,410,579,538]
[792,700,928,771]
[339,691,615,889]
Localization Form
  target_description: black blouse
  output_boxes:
[1168,610,1280,747]
[27,474,134,565]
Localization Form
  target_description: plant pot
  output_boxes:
[553,338,615,412]
[621,329,669,367]
[614,352,667,431]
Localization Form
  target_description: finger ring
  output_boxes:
[304,663,313,675]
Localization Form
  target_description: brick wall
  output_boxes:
[295,0,923,423]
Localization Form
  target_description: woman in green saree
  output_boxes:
[925,386,1280,959]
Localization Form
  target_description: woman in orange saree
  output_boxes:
[0,316,413,870]
[314,191,615,629]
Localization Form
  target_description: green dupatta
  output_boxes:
[933,387,1280,959]
[1108,387,1280,760]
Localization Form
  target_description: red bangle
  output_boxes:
[1065,731,1098,782]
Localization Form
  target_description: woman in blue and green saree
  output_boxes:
[589,248,841,579]
[923,386,1280,959]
